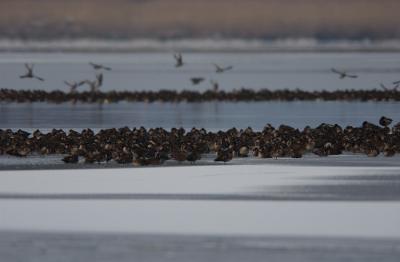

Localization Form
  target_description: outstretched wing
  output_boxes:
[213,63,222,70]
[331,68,343,75]
[24,63,34,74]
[347,74,358,78]
[224,66,233,71]
[34,75,44,81]
[64,81,72,87]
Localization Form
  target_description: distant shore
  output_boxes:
[1,39,400,53]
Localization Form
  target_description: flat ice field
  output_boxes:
[1,158,400,261]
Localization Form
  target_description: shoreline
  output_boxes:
[1,39,400,53]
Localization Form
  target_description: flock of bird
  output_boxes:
[18,53,235,93]
[1,116,399,165]
[19,53,399,94]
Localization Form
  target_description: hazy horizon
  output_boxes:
[1,0,399,41]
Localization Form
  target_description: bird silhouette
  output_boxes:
[331,68,358,79]
[214,63,233,73]
[96,73,103,87]
[392,80,400,89]
[210,80,219,92]
[64,80,86,93]
[190,77,205,85]
[89,62,111,71]
[174,53,184,67]
[20,63,44,81]
[379,116,393,127]
[381,83,398,92]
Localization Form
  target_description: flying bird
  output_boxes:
[20,63,44,81]
[96,73,103,87]
[82,80,100,93]
[174,53,184,67]
[210,80,219,92]
[214,63,233,73]
[190,77,205,85]
[381,82,398,91]
[331,68,358,79]
[89,62,111,71]
[64,80,86,93]
[81,74,103,93]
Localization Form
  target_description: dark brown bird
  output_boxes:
[214,148,233,163]
[379,116,393,127]
[331,68,358,79]
[89,62,111,71]
[62,154,79,163]
[191,77,205,85]
[20,63,44,81]
[174,53,184,67]
[214,63,233,73]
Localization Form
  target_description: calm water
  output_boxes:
[0,101,399,130]
[0,52,400,92]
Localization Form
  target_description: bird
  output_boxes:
[381,83,398,91]
[379,116,393,127]
[214,148,233,163]
[210,80,219,92]
[89,62,111,71]
[64,81,86,93]
[190,77,205,85]
[82,79,100,93]
[173,53,184,67]
[213,63,233,73]
[96,73,103,87]
[20,63,45,81]
[331,68,358,79]
[392,80,400,89]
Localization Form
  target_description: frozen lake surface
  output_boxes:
[1,162,400,261]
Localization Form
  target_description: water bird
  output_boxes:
[89,62,111,71]
[381,83,398,91]
[190,77,205,85]
[82,73,103,92]
[20,63,44,81]
[96,73,103,87]
[82,79,100,93]
[64,81,86,93]
[214,63,233,73]
[379,116,393,127]
[214,148,233,163]
[392,80,400,89]
[331,68,358,79]
[62,154,79,163]
[174,53,184,67]
[210,80,219,92]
